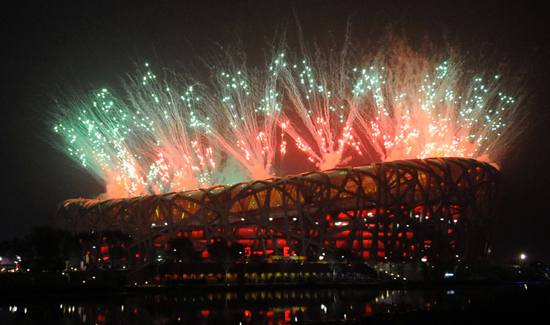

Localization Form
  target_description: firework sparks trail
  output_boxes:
[201,49,286,181]
[352,43,521,163]
[123,64,221,194]
[278,38,366,170]
[53,89,150,198]
[53,66,221,197]
[52,52,287,197]
[51,37,524,198]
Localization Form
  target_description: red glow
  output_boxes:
[283,246,290,257]
[365,305,373,315]
[285,310,291,322]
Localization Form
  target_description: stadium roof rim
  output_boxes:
[60,156,499,210]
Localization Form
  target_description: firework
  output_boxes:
[201,49,286,181]
[352,42,521,163]
[53,88,151,197]
[277,40,364,170]
[51,37,523,198]
[53,67,222,197]
[52,52,287,197]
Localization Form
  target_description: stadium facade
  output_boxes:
[56,157,500,266]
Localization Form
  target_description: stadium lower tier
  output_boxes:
[57,157,500,266]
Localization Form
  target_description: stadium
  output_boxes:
[56,157,499,269]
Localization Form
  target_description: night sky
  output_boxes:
[1,0,549,265]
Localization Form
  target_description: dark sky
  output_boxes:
[1,0,549,264]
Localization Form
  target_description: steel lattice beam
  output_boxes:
[57,157,500,265]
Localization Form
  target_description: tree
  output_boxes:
[166,236,199,263]
[207,239,246,282]
[17,226,82,271]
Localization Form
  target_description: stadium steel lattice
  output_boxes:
[56,157,500,265]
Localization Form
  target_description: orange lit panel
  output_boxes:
[361,231,373,238]
[235,227,257,236]
[236,239,255,246]
[333,230,350,238]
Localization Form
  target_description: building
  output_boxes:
[56,157,499,267]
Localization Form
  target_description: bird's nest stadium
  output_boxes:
[56,157,500,266]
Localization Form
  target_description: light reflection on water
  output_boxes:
[1,284,548,324]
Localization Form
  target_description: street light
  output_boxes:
[520,253,526,267]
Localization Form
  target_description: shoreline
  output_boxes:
[0,273,509,300]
